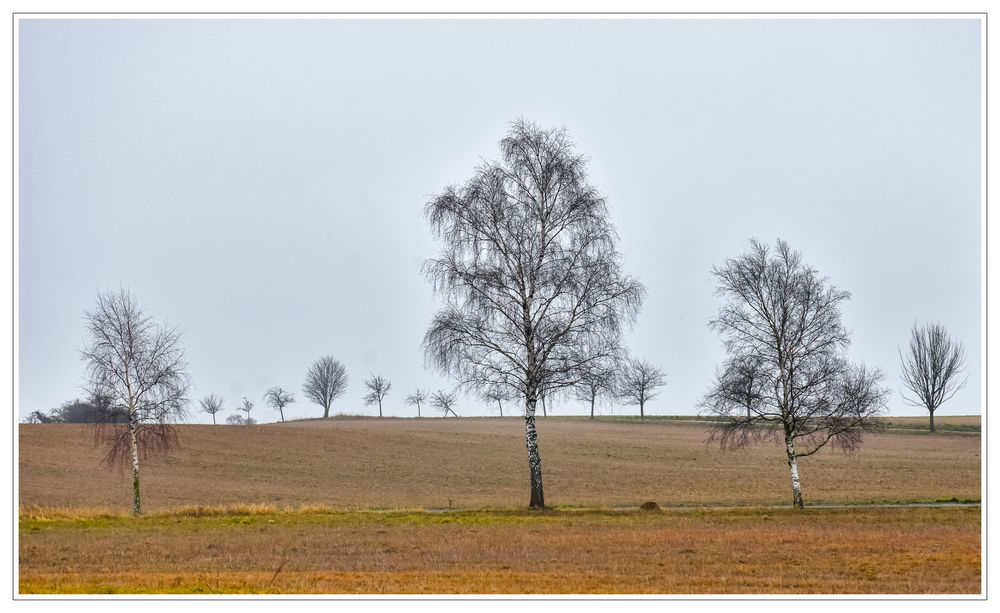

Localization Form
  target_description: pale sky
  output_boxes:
[17,18,982,422]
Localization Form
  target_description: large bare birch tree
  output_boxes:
[81,289,190,514]
[899,322,967,432]
[423,120,645,508]
[702,239,888,509]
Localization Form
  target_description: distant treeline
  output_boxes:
[24,399,128,424]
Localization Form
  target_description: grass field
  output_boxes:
[18,506,981,594]
[17,417,982,594]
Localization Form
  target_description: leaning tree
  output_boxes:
[431,390,460,417]
[423,120,644,508]
[303,356,349,418]
[899,322,967,432]
[81,289,190,514]
[363,374,392,417]
[702,239,889,509]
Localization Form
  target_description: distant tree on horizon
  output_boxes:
[200,394,224,425]
[406,389,428,418]
[482,387,509,417]
[575,368,616,419]
[303,356,349,418]
[239,397,254,425]
[617,359,666,418]
[362,374,392,417]
[263,387,295,423]
[899,322,967,433]
[431,390,459,417]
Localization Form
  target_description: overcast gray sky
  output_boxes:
[17,18,982,422]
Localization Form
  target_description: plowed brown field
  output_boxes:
[19,417,980,511]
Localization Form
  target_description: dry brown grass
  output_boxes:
[19,419,980,512]
[18,507,980,594]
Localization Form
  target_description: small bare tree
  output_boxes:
[81,289,189,514]
[432,390,459,417]
[482,386,508,417]
[263,387,295,422]
[239,397,254,425]
[617,359,666,417]
[226,414,246,425]
[199,394,224,425]
[701,354,766,420]
[899,323,967,432]
[406,389,428,418]
[363,374,392,417]
[303,356,349,418]
[575,367,616,419]
[702,239,889,509]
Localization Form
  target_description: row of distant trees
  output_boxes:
[49,120,968,516]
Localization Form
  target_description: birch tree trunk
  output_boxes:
[525,394,544,508]
[784,434,804,509]
[128,418,142,514]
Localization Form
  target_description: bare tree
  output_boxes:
[575,368,616,419]
[406,389,428,418]
[899,323,967,432]
[423,120,644,508]
[617,359,666,417]
[263,387,295,423]
[199,394,224,425]
[303,356,349,418]
[81,289,189,514]
[362,374,392,417]
[239,397,254,425]
[482,386,508,417]
[226,414,248,425]
[701,354,766,420]
[431,390,459,417]
[702,239,889,509]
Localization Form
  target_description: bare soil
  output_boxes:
[19,418,981,512]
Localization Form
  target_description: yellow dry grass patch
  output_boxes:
[19,506,980,595]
